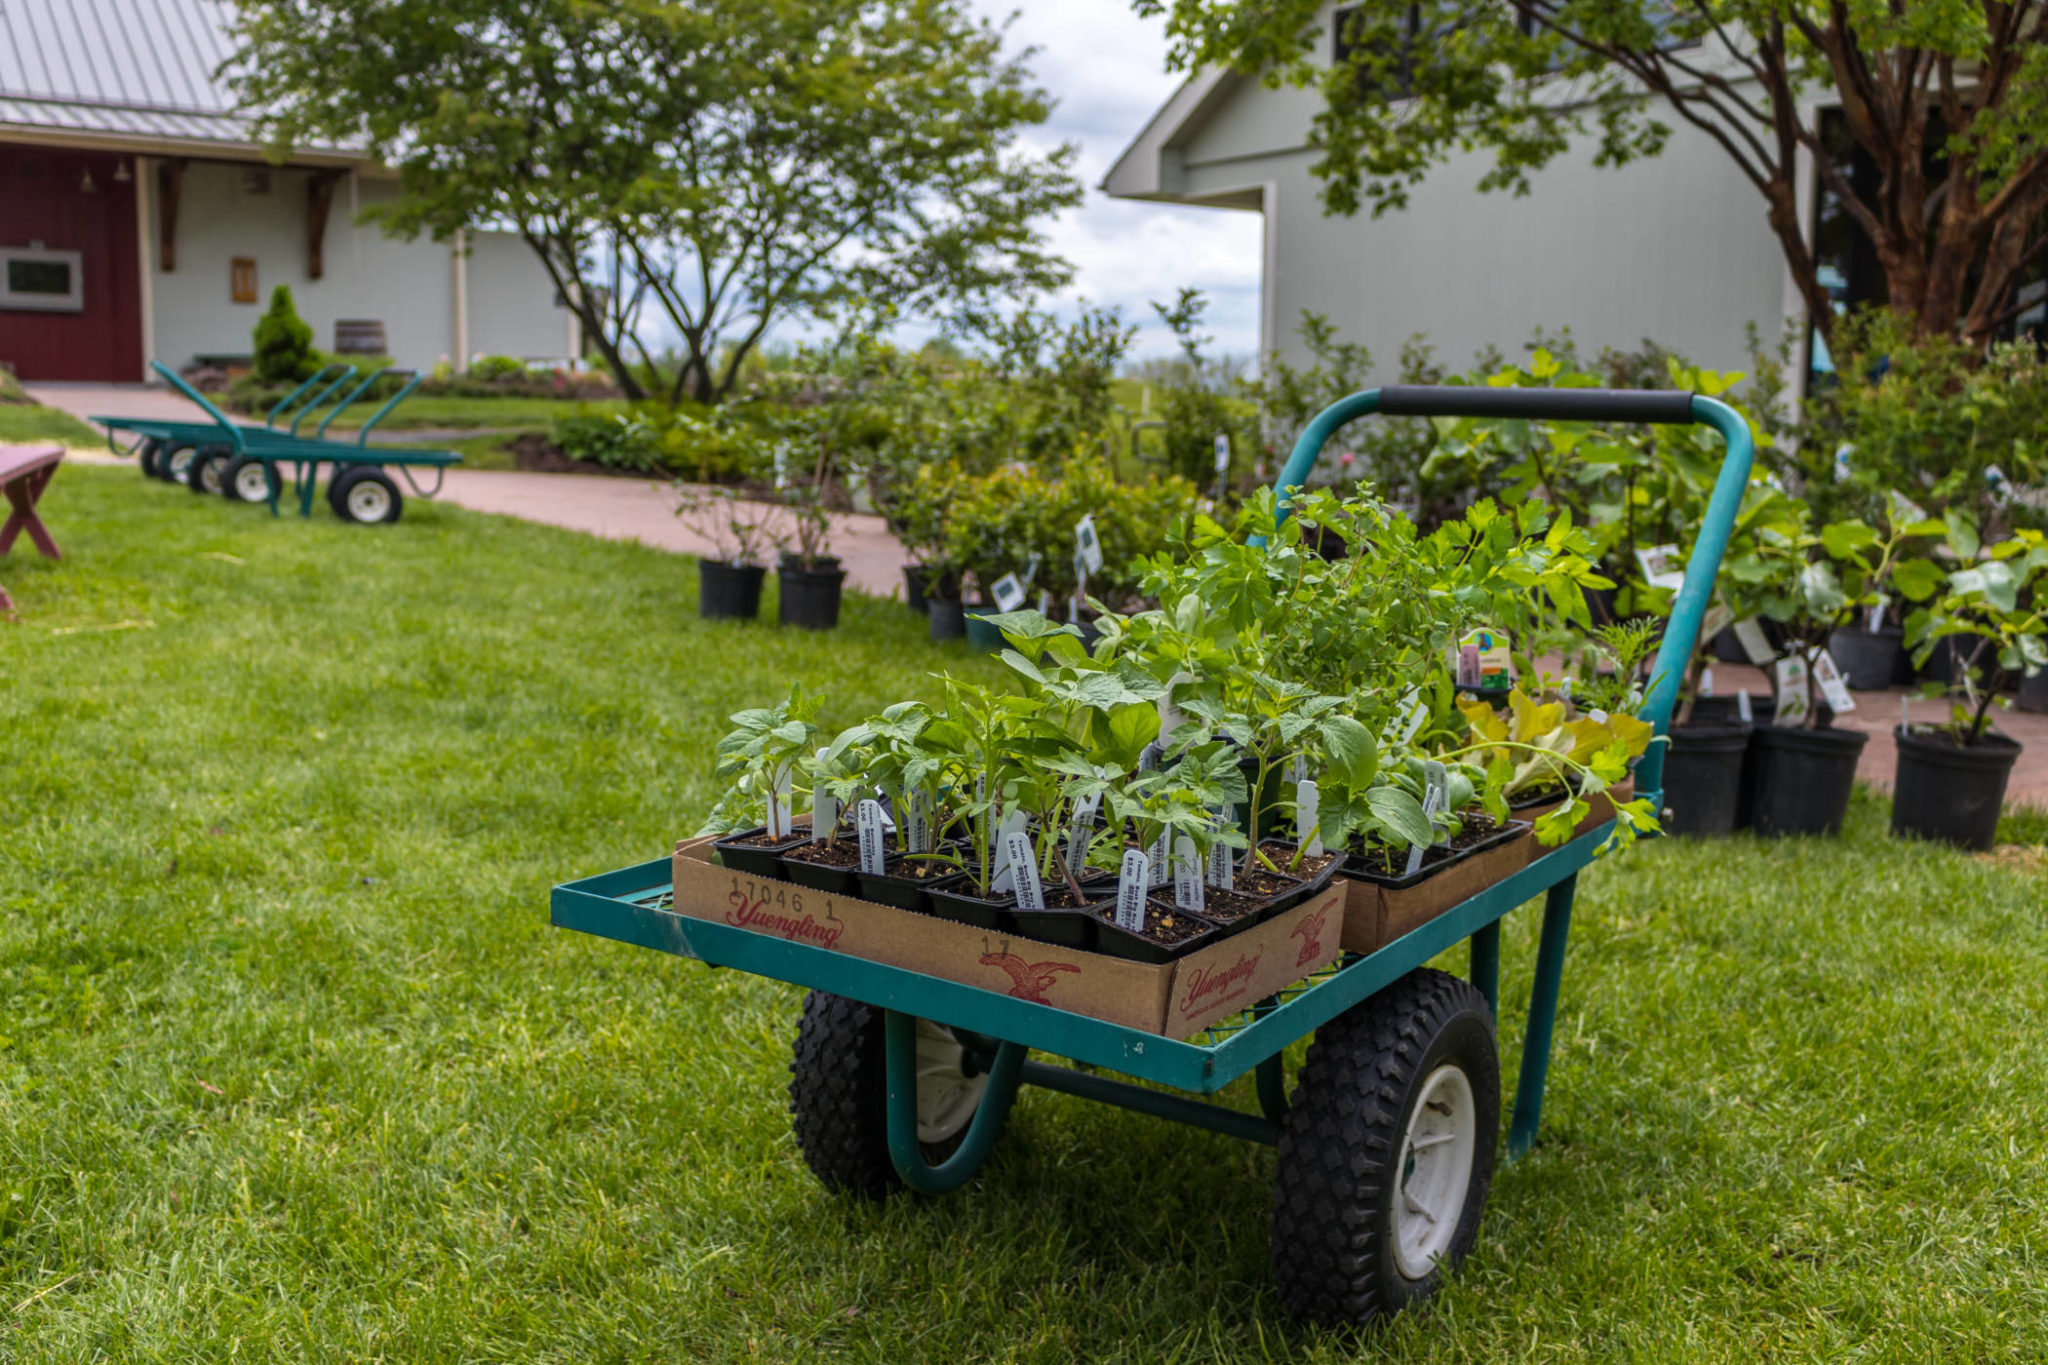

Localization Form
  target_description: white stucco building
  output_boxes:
[0,0,574,382]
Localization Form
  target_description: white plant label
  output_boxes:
[1172,836,1205,912]
[1157,671,1194,746]
[1636,544,1686,591]
[1074,514,1104,575]
[1066,793,1100,874]
[1398,694,1429,745]
[1698,667,1715,697]
[1207,835,1235,890]
[1138,742,1162,772]
[1901,695,1911,734]
[768,765,794,839]
[989,809,1028,893]
[856,799,888,876]
[1004,829,1044,910]
[1833,443,1853,483]
[1148,828,1169,887]
[1814,649,1857,714]
[905,796,930,855]
[1736,689,1754,723]
[1295,779,1322,858]
[1405,781,1448,878]
[1115,849,1149,931]
[1773,656,1810,726]
[989,573,1026,613]
[1021,552,1042,592]
[1732,617,1775,666]
[1867,593,1889,633]
[813,791,839,840]
[1213,433,1231,474]
[1987,463,2013,508]
[1289,754,1308,785]
[1037,588,1053,616]
[1888,489,1930,528]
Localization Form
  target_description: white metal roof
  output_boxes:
[0,0,356,158]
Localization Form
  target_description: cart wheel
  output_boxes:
[789,990,989,1198]
[189,450,231,496]
[331,468,403,524]
[223,457,278,505]
[1271,967,1499,1327]
[137,439,162,478]
[162,445,197,485]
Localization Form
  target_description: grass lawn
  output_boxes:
[4,466,2047,1362]
[0,400,103,449]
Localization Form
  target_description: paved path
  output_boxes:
[36,384,2048,806]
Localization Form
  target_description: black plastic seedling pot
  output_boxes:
[1091,901,1223,964]
[925,883,1014,932]
[779,840,863,895]
[856,855,966,914]
[778,556,846,630]
[1747,724,1868,837]
[712,826,810,878]
[1660,724,1752,836]
[698,559,766,620]
[1890,726,2020,851]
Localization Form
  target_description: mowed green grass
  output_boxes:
[0,401,102,449]
[3,466,2046,1362]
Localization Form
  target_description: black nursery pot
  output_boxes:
[927,595,967,642]
[1009,893,1106,951]
[1747,724,1869,837]
[1688,692,1775,728]
[1090,901,1221,965]
[856,855,965,914]
[778,840,862,895]
[902,562,932,614]
[1659,724,1752,837]
[2019,669,2048,716]
[778,557,846,630]
[1890,726,2021,851]
[698,559,766,620]
[926,883,1013,932]
[712,826,809,878]
[1827,626,1902,691]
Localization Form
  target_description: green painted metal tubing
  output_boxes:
[286,366,360,436]
[1020,1059,1281,1145]
[1469,920,1500,1019]
[1507,872,1578,1157]
[348,371,426,445]
[884,1010,1026,1194]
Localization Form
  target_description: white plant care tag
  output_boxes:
[1901,695,1911,734]
[1295,779,1322,858]
[1289,754,1308,785]
[1733,617,1775,666]
[768,765,794,839]
[1699,667,1715,697]
[1867,593,1889,633]
[1148,828,1169,887]
[905,796,930,854]
[1736,689,1753,723]
[1004,829,1044,910]
[1075,514,1104,574]
[1833,443,1853,483]
[1635,543,1686,591]
[813,791,839,840]
[1814,649,1857,713]
[989,573,1026,612]
[1404,780,1448,877]
[1037,589,1052,616]
[1115,849,1149,931]
[1066,793,1100,874]
[1157,671,1194,746]
[1172,836,1205,912]
[1137,742,1162,772]
[1213,433,1231,474]
[1987,463,2013,508]
[1774,656,1810,726]
[1021,552,1042,592]
[989,809,1028,893]
[856,799,887,876]
[1398,694,1429,745]
[1207,829,1235,890]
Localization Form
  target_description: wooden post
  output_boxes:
[156,158,186,272]
[306,169,343,280]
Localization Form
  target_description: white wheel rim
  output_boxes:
[169,451,193,481]
[235,464,270,501]
[346,481,392,521]
[1392,1063,1478,1280]
[914,1019,988,1144]
[200,459,224,493]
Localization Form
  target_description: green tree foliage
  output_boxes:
[1148,289,1256,488]
[228,0,1082,403]
[1137,0,2048,345]
[251,284,315,384]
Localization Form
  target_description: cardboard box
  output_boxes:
[1339,825,1536,954]
[670,837,1345,1038]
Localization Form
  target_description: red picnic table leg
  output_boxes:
[0,462,61,560]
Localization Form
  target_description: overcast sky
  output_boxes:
[966,0,1264,362]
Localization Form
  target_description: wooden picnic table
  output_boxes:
[0,442,65,613]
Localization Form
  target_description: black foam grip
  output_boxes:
[1377,385,1697,424]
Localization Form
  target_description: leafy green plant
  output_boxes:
[252,285,317,384]
[699,686,821,839]
[1904,527,2048,745]
[1454,689,1656,846]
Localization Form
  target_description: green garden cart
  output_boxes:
[98,360,358,488]
[549,386,1754,1326]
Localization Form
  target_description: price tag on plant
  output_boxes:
[989,573,1026,613]
[1147,828,1169,887]
[1867,593,1889,633]
[1004,829,1044,910]
[1698,666,1715,697]
[856,799,887,876]
[1206,809,1235,890]
[1295,778,1321,858]
[1066,793,1100,873]
[1814,649,1857,714]
[990,809,1028,893]
[1736,689,1753,723]
[1213,433,1231,475]
[1773,656,1810,726]
[1635,543,1687,591]
[1732,617,1775,666]
[905,796,930,854]
[1115,849,1149,931]
[768,765,794,839]
[1074,514,1104,575]
[1172,836,1205,912]
[1158,671,1194,746]
[1404,775,1448,878]
[1021,552,1042,593]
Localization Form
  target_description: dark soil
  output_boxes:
[1236,868,1303,902]
[1096,901,1214,949]
[883,854,960,883]
[1348,811,1519,880]
[1255,840,1338,881]
[1159,886,1265,926]
[722,829,808,850]
[508,432,671,479]
[782,839,862,869]
[1040,886,1109,911]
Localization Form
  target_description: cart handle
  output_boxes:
[1270,385,1756,806]
[267,362,356,431]
[150,361,245,453]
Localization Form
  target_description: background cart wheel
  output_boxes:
[161,444,197,485]
[789,991,986,1199]
[223,457,279,505]
[331,467,403,524]
[189,450,230,496]
[1271,967,1499,1328]
[137,439,162,479]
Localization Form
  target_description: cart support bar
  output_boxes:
[885,1010,1026,1194]
[1021,1060,1281,1146]
[1508,873,1578,1157]
[1377,385,1696,424]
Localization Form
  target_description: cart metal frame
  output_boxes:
[550,385,1754,1196]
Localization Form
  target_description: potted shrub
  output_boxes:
[773,442,846,631]
[883,461,960,620]
[701,687,821,873]
[674,485,775,620]
[1894,526,2047,849]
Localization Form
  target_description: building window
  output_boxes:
[0,245,85,312]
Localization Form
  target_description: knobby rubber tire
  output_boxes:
[189,451,229,496]
[788,990,971,1199]
[223,457,278,505]
[138,439,162,478]
[330,467,403,524]
[1271,967,1500,1328]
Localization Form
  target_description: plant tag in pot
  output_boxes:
[1021,552,1042,592]
[1172,836,1204,912]
[1386,690,1429,746]
[1404,781,1448,878]
[1814,649,1857,713]
[1075,514,1104,575]
[1733,618,1775,666]
[990,809,1028,893]
[1773,656,1810,726]
[1004,829,1044,910]
[768,766,794,838]
[1148,828,1169,887]
[1066,793,1100,873]
[1115,850,1148,930]
[989,573,1026,612]
[1737,689,1753,723]
[856,799,888,875]
[1157,672,1194,747]
[1295,779,1322,857]
[1636,544,1686,591]
[1867,593,1888,633]
[1206,810,1234,890]
[1213,433,1230,474]
[1037,589,1052,616]
[905,796,930,855]
[1888,489,1929,527]
[1138,742,1162,772]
